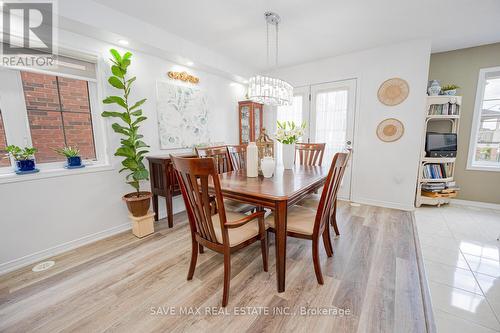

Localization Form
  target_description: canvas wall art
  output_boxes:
[156,81,210,149]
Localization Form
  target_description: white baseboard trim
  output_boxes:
[352,197,415,211]
[450,199,500,211]
[0,222,131,275]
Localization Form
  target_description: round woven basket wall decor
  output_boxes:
[376,118,404,142]
[377,78,409,106]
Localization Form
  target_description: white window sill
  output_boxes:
[466,164,500,172]
[0,163,115,184]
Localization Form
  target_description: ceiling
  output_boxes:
[93,0,500,71]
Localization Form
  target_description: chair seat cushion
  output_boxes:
[211,211,264,246]
[266,205,316,235]
[296,194,321,209]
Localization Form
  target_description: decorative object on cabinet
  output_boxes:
[157,81,209,149]
[377,78,409,106]
[6,145,38,174]
[275,120,306,169]
[416,95,461,207]
[238,100,263,144]
[427,80,441,96]
[256,128,274,173]
[167,71,199,84]
[101,49,153,227]
[376,118,405,142]
[441,84,459,96]
[247,12,293,106]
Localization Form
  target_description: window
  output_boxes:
[21,72,96,163]
[0,53,105,176]
[468,67,500,171]
[0,110,9,167]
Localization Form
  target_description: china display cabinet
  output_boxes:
[238,101,263,144]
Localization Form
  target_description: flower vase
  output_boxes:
[282,143,295,169]
[428,80,441,96]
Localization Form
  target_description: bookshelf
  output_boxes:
[415,95,461,207]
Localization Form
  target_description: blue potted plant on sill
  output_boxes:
[54,146,84,168]
[5,145,39,174]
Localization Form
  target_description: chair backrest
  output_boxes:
[313,151,350,236]
[195,146,233,174]
[296,143,326,166]
[227,145,247,171]
[171,156,230,246]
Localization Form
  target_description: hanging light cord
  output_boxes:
[275,22,279,68]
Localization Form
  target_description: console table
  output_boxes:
[146,153,195,227]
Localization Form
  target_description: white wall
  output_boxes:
[266,39,431,210]
[0,28,246,273]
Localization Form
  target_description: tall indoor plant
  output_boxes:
[101,49,151,217]
[275,121,306,169]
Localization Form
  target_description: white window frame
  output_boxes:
[467,66,500,172]
[0,52,112,183]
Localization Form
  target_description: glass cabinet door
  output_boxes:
[253,106,261,141]
[240,106,250,144]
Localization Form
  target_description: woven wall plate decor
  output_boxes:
[376,118,405,142]
[377,78,409,106]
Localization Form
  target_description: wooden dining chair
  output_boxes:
[171,156,268,307]
[295,143,326,166]
[195,146,233,173]
[196,145,255,214]
[227,145,247,171]
[267,152,349,284]
[297,149,351,236]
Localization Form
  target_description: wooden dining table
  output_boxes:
[211,165,328,292]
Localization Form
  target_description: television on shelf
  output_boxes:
[425,132,457,157]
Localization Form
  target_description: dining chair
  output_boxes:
[266,152,349,284]
[295,143,326,166]
[196,145,255,214]
[297,149,351,236]
[195,146,233,173]
[227,144,247,171]
[171,155,268,307]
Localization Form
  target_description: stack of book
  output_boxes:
[421,181,460,198]
[422,163,452,179]
[428,103,460,116]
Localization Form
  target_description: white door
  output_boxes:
[309,79,356,200]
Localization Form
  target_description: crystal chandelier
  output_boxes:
[248,12,293,106]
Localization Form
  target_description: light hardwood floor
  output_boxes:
[0,203,429,333]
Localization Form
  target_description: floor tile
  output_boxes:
[421,244,469,270]
[424,260,482,295]
[418,231,459,251]
[434,308,498,333]
[464,254,500,278]
[428,281,500,330]
[459,241,500,262]
[474,272,500,318]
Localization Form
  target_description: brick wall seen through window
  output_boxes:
[21,72,96,163]
[0,111,10,167]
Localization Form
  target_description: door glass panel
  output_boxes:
[0,110,10,167]
[240,106,250,144]
[276,95,304,163]
[314,89,348,164]
[254,107,261,139]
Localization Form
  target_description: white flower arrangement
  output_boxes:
[275,121,306,144]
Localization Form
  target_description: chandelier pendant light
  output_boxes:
[248,12,293,106]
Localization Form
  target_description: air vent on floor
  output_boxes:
[32,260,55,272]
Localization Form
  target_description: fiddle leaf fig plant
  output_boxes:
[101,49,149,196]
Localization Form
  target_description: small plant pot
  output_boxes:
[442,89,457,96]
[67,156,82,167]
[123,191,152,217]
[16,159,36,172]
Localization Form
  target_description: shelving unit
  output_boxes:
[415,95,461,207]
